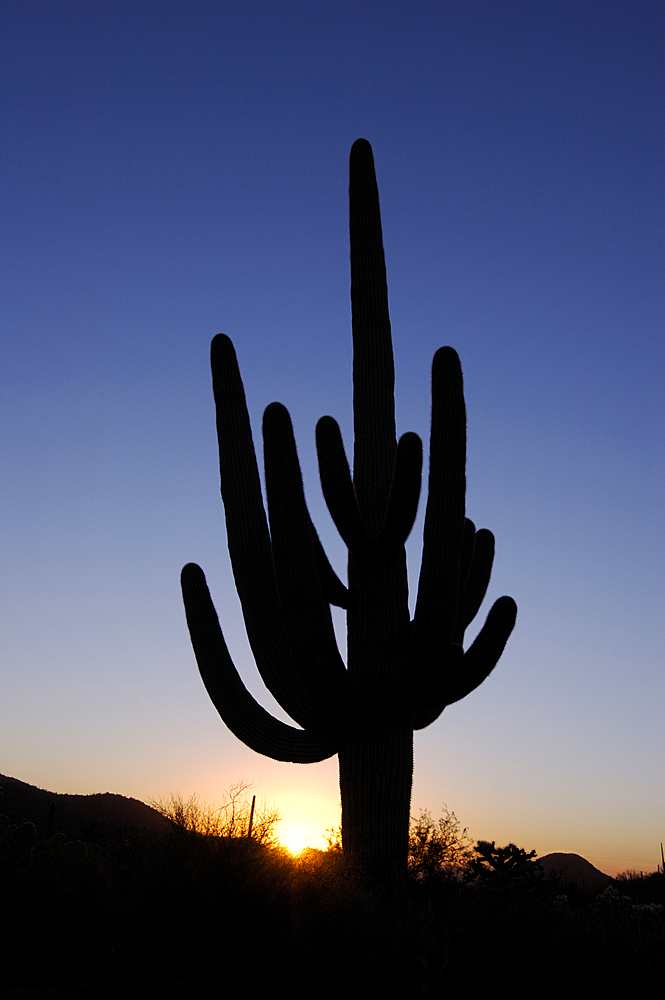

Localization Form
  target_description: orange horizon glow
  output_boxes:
[278,825,318,856]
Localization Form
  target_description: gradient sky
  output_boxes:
[2,1,663,875]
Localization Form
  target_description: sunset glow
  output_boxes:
[280,826,314,857]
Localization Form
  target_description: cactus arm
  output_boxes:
[181,563,338,763]
[262,402,348,710]
[444,596,517,705]
[413,596,517,728]
[376,432,423,555]
[412,643,465,729]
[396,347,466,705]
[316,415,375,556]
[455,528,495,641]
[210,334,326,729]
[310,524,350,608]
[316,420,421,564]
[349,138,397,532]
[211,333,270,577]
[413,346,467,642]
[408,525,497,713]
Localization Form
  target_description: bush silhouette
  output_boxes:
[408,806,473,880]
[150,782,280,847]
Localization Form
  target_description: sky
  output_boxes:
[1,1,663,875]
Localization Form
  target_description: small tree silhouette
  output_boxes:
[408,806,473,879]
[468,841,542,891]
[181,139,517,893]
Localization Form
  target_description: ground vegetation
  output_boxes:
[1,798,662,998]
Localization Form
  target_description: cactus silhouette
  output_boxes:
[181,139,517,892]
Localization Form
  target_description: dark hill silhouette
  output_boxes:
[538,852,614,890]
[0,773,169,838]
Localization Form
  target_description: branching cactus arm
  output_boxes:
[262,401,348,715]
[207,334,346,730]
[181,564,338,762]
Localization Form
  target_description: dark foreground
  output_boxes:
[1,816,663,1000]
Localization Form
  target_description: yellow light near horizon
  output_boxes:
[280,826,313,856]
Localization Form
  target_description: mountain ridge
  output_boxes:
[0,772,169,837]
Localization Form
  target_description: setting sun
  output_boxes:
[279,826,313,856]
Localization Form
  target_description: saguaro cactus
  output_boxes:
[181,139,516,891]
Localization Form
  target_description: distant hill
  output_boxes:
[538,852,614,890]
[0,773,169,838]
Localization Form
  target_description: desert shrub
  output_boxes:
[615,866,665,905]
[408,805,473,880]
[150,781,280,847]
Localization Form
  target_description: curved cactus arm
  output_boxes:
[410,643,463,729]
[400,347,466,700]
[210,334,326,729]
[310,523,350,609]
[262,402,348,710]
[455,528,495,642]
[181,564,338,763]
[316,419,421,564]
[349,138,397,533]
[413,346,467,637]
[376,432,423,556]
[316,415,375,556]
[413,596,517,728]
[446,595,517,704]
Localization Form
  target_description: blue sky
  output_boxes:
[1,1,663,874]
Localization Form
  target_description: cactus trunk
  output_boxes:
[339,721,414,892]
